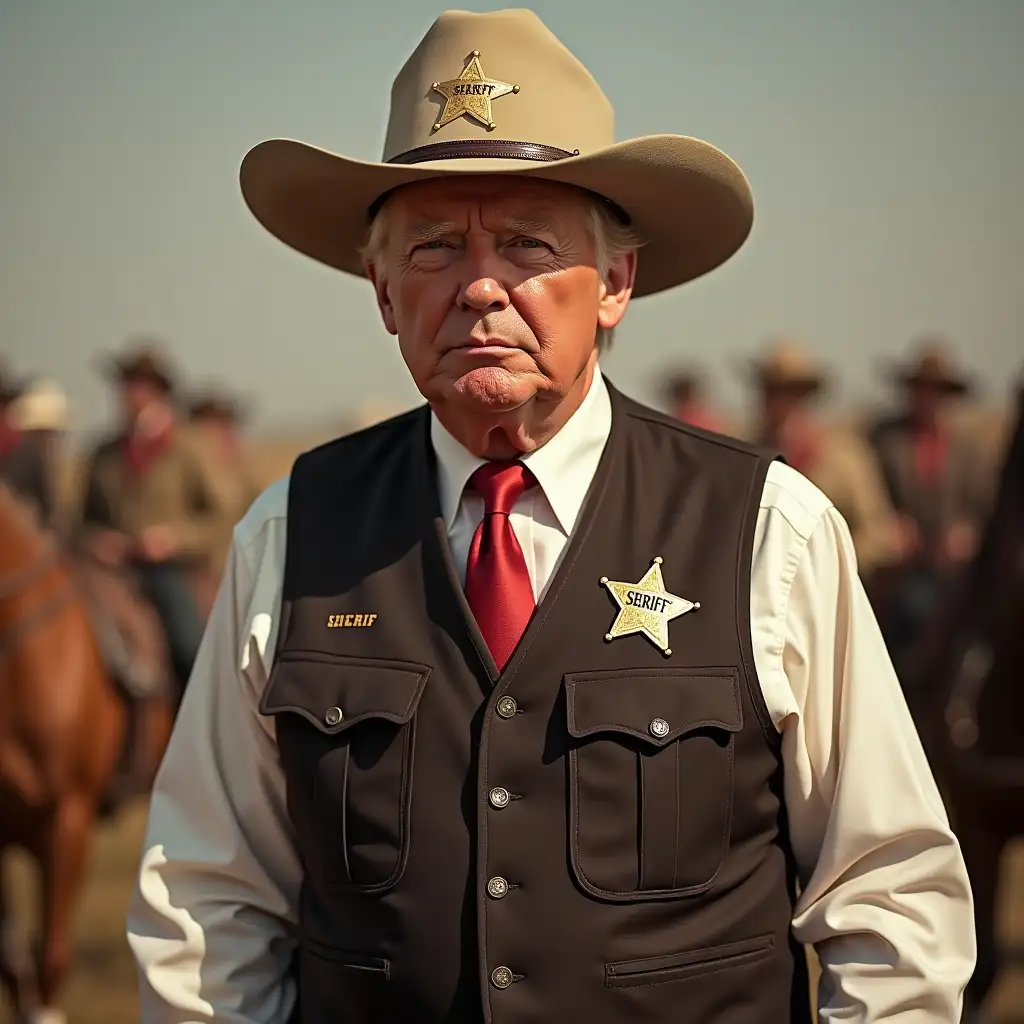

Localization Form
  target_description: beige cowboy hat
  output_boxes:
[8,378,71,432]
[240,8,753,298]
[886,339,972,395]
[745,337,827,395]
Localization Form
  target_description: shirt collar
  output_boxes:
[430,367,612,536]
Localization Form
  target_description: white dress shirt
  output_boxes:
[128,368,975,1023]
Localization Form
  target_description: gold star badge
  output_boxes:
[600,557,699,657]
[431,50,519,132]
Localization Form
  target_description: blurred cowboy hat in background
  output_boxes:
[101,339,177,394]
[240,8,754,298]
[188,386,251,424]
[744,337,827,396]
[0,360,26,403]
[8,378,71,432]
[885,338,972,395]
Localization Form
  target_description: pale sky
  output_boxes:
[1,0,1021,437]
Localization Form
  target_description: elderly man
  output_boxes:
[129,10,975,1023]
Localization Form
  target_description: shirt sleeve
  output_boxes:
[127,513,302,1023]
[760,501,976,1021]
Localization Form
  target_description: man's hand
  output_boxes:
[893,514,922,562]
[942,521,977,565]
[135,524,179,563]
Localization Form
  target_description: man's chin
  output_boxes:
[444,365,539,412]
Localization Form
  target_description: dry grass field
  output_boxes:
[1,799,1023,1022]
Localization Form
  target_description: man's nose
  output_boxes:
[458,276,510,312]
[456,245,510,312]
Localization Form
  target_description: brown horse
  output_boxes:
[0,486,125,1023]
[906,388,1024,1023]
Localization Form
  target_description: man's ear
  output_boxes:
[596,249,637,331]
[366,261,398,336]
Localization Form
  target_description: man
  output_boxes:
[869,341,993,667]
[129,10,975,1023]
[746,338,907,580]
[188,387,262,609]
[79,343,221,692]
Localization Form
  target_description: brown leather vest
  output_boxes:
[262,383,811,1023]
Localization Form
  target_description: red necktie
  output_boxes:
[464,461,537,671]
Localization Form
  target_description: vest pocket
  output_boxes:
[565,668,742,900]
[299,939,391,1021]
[605,934,774,988]
[261,652,431,892]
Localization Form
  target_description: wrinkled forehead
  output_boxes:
[380,175,592,234]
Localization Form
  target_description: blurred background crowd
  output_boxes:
[2,0,1022,1020]
[1,328,1017,725]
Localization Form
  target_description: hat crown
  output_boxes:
[760,337,819,378]
[383,9,614,162]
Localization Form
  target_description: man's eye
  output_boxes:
[418,240,451,251]
[511,237,548,250]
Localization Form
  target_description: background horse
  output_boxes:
[906,387,1024,1022]
[0,486,125,1023]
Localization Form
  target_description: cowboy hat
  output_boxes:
[188,386,250,424]
[0,360,26,403]
[240,8,753,298]
[661,366,708,405]
[887,339,971,395]
[103,340,177,393]
[8,378,70,432]
[745,338,826,395]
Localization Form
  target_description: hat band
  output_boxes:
[386,139,579,166]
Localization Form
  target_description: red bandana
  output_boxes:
[912,425,948,487]
[122,422,175,477]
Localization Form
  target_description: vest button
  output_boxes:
[487,875,509,899]
[488,787,510,809]
[490,966,514,989]
[648,717,670,738]
[496,696,518,719]
[325,707,344,726]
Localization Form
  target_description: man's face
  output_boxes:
[906,381,946,425]
[120,375,166,421]
[761,384,808,434]
[366,176,634,419]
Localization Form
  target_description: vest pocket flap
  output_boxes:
[565,668,742,746]
[261,652,431,734]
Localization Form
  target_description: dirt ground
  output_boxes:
[2,801,1023,1022]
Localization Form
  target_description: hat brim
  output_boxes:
[103,356,174,392]
[239,134,754,298]
[894,370,970,395]
[740,358,825,395]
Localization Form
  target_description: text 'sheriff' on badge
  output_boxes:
[600,557,699,657]
[431,51,520,132]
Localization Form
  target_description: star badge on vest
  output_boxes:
[431,51,520,132]
[600,557,699,657]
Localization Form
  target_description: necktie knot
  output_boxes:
[469,461,535,516]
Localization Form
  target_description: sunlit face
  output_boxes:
[365,176,633,422]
